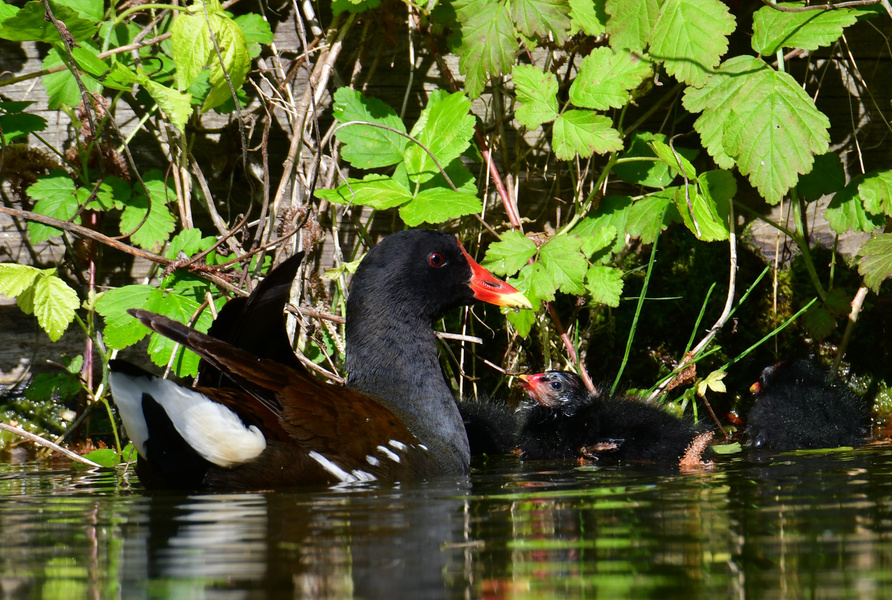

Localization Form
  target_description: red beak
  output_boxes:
[517,373,552,406]
[459,241,532,309]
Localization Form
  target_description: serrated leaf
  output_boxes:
[797,152,845,201]
[511,0,571,44]
[202,13,251,112]
[398,188,483,226]
[41,48,102,109]
[860,170,892,218]
[615,132,698,188]
[145,80,192,131]
[684,56,830,204]
[0,264,44,298]
[605,0,660,51]
[752,2,861,56]
[422,159,478,195]
[405,92,475,184]
[826,177,884,234]
[567,221,616,257]
[650,0,735,87]
[96,285,162,349]
[569,47,652,111]
[628,190,675,243]
[539,234,588,295]
[650,138,697,180]
[54,0,104,23]
[332,88,408,168]
[171,9,212,90]
[569,0,607,36]
[513,65,559,129]
[552,110,623,160]
[0,1,98,42]
[514,261,555,305]
[70,46,109,78]
[120,173,177,252]
[315,175,413,209]
[146,294,216,377]
[165,229,216,260]
[672,171,732,242]
[32,274,78,342]
[802,304,836,340]
[26,372,81,403]
[481,230,538,276]
[26,170,80,244]
[575,198,633,254]
[857,234,892,293]
[697,369,727,397]
[585,265,623,307]
[234,13,273,57]
[507,304,537,337]
[456,0,517,97]
[0,111,47,143]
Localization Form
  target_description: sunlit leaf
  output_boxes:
[482,229,538,276]
[333,88,407,168]
[857,234,892,293]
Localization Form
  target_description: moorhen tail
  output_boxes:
[517,371,705,463]
[109,230,532,490]
[745,359,870,450]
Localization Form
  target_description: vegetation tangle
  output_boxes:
[0,0,890,465]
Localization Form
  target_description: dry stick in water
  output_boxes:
[0,422,102,468]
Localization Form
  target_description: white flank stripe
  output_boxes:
[309,451,357,483]
[388,439,407,451]
[376,445,401,463]
[418,444,429,451]
[351,470,377,482]
[366,455,381,466]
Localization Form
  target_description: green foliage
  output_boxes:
[0,264,78,342]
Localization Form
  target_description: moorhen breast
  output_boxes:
[745,359,870,450]
[109,230,531,490]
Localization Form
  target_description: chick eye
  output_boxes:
[428,252,445,268]
[550,381,563,391]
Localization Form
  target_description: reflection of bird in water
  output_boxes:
[745,359,870,450]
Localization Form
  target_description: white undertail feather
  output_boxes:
[109,371,267,467]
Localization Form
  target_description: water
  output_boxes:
[2,445,892,599]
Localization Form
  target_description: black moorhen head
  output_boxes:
[517,371,705,463]
[109,230,531,490]
[745,359,870,450]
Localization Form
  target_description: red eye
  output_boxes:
[428,252,445,268]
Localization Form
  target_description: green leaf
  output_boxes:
[405,91,475,184]
[552,110,623,160]
[857,234,892,294]
[332,88,407,168]
[399,188,483,226]
[569,47,652,111]
[0,263,45,298]
[0,1,98,42]
[54,0,104,23]
[315,175,413,209]
[511,0,571,44]
[802,304,836,340]
[41,48,102,109]
[615,132,698,188]
[514,261,556,305]
[165,229,216,260]
[507,305,536,338]
[650,0,735,87]
[574,198,633,254]
[628,190,675,243]
[70,46,109,78]
[513,65,559,129]
[860,170,892,218]
[567,221,617,257]
[672,170,734,242]
[96,285,161,349]
[26,170,80,244]
[0,111,45,143]
[32,273,78,342]
[120,173,177,253]
[171,8,213,90]
[605,0,660,51]
[456,0,517,97]
[697,369,727,397]
[650,138,697,180]
[481,229,538,276]
[826,177,884,234]
[684,56,830,204]
[797,152,845,201]
[569,0,607,36]
[234,13,273,57]
[539,234,587,295]
[83,448,121,468]
[147,293,215,377]
[0,2,19,22]
[26,372,82,403]
[752,2,861,56]
[585,265,623,307]
[145,80,193,131]
[202,13,251,112]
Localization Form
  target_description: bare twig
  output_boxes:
[0,422,102,467]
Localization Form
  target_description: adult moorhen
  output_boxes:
[517,371,706,464]
[745,359,870,450]
[109,230,531,490]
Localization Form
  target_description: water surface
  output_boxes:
[2,445,892,599]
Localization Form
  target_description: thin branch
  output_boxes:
[0,422,102,467]
[760,0,881,11]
